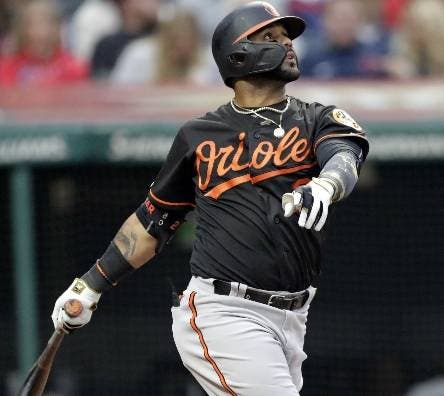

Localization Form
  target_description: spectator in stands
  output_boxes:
[68,0,121,62]
[0,1,11,54]
[0,0,24,56]
[300,0,388,79]
[286,0,325,47]
[385,0,444,78]
[381,0,410,30]
[90,0,159,79]
[155,10,205,84]
[110,8,215,85]
[54,0,84,20]
[0,0,89,86]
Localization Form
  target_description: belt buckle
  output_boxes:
[267,292,307,310]
[267,294,293,310]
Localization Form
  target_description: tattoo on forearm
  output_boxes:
[114,228,138,259]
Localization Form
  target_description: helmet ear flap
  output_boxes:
[228,52,247,67]
[223,41,287,85]
[225,44,256,78]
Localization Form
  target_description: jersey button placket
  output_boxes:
[248,129,261,178]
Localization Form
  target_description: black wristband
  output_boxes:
[81,242,136,292]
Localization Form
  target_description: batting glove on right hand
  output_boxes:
[51,278,101,334]
[282,177,335,231]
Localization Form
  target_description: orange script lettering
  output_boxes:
[195,127,310,191]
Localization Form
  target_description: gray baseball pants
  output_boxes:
[172,276,316,396]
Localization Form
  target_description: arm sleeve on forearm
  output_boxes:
[81,242,136,292]
[316,138,363,201]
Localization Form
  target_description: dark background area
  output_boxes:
[1,160,443,395]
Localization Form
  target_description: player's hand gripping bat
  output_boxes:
[17,299,83,396]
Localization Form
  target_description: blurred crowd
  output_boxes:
[0,0,444,86]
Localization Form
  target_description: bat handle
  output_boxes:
[44,301,82,356]
[39,300,83,362]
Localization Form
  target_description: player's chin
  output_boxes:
[274,63,301,82]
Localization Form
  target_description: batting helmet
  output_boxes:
[212,1,305,87]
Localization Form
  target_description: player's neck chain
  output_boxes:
[230,96,291,138]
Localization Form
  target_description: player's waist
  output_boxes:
[187,276,316,311]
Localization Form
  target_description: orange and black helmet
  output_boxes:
[212,1,305,87]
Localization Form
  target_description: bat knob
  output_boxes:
[64,299,83,318]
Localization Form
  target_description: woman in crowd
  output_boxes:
[385,0,444,78]
[0,0,88,86]
[110,8,216,85]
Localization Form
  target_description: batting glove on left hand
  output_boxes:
[51,278,101,334]
[282,177,335,231]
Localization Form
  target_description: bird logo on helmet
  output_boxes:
[212,1,305,87]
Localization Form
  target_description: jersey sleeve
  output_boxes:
[148,128,196,211]
[312,104,369,160]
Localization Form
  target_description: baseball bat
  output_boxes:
[17,299,83,396]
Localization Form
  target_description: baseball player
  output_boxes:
[51,2,369,395]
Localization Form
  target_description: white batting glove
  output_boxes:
[51,278,101,333]
[282,177,335,231]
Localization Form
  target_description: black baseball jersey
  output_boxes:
[149,96,369,292]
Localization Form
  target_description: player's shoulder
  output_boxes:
[290,96,360,126]
[179,103,232,134]
[291,97,368,156]
[289,96,335,116]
